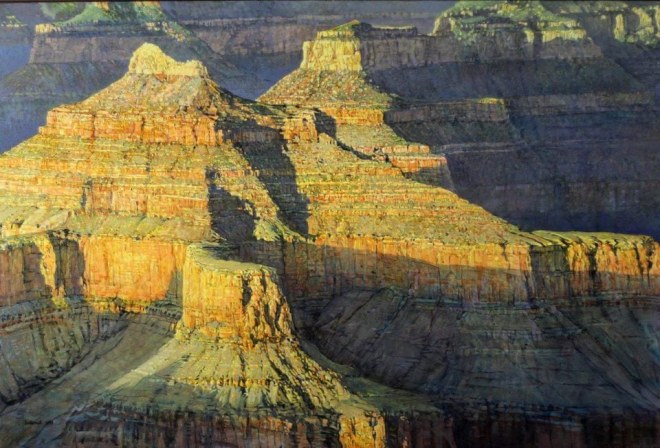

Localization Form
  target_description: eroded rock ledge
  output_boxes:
[180,244,293,344]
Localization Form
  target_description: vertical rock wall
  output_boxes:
[181,243,293,343]
[0,232,188,309]
[79,235,188,306]
[0,234,57,306]
[242,233,659,311]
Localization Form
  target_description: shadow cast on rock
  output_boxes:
[236,141,310,236]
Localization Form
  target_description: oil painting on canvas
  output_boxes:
[0,1,657,446]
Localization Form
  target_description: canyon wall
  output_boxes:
[0,235,56,306]
[46,244,449,448]
[0,231,188,309]
[0,300,126,413]
[240,232,660,326]
[262,2,660,238]
[0,10,31,79]
[79,235,188,306]
[317,291,660,447]
[543,1,660,94]
[166,0,446,55]
[0,41,657,446]
[1,41,658,316]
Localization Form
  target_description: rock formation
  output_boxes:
[160,1,447,110]
[261,1,660,239]
[0,1,450,155]
[0,42,657,447]
[543,1,660,94]
[0,1,264,153]
[165,0,445,62]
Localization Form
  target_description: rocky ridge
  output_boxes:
[261,1,660,238]
[0,43,657,446]
[0,2,450,155]
[0,1,264,153]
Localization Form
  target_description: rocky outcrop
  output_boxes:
[0,45,451,446]
[262,10,626,104]
[180,244,293,343]
[1,43,657,311]
[543,1,660,93]
[0,2,446,154]
[0,242,447,446]
[432,0,601,60]
[27,2,244,83]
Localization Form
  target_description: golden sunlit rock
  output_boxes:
[0,7,657,443]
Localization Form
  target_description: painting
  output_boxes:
[0,1,657,446]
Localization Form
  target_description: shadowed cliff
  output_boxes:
[261,1,660,239]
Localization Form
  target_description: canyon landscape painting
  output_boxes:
[0,1,658,447]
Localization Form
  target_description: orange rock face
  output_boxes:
[41,107,225,146]
[181,244,293,344]
[0,232,188,309]
[79,235,188,306]
[242,233,659,312]
[319,106,385,125]
[338,414,386,448]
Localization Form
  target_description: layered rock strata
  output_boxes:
[543,1,660,94]
[0,43,657,312]
[0,2,448,154]
[0,1,264,153]
[0,243,447,447]
[0,43,656,446]
[0,44,450,446]
[180,244,294,343]
[0,299,125,413]
[165,1,446,71]
[261,3,660,238]
[316,291,660,447]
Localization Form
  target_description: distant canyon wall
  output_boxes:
[264,13,660,238]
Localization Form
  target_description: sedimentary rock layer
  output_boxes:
[315,291,660,447]
[261,2,660,238]
[0,44,657,314]
[0,231,188,308]
[0,243,445,447]
[0,42,657,447]
[0,1,264,153]
[181,244,293,343]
